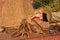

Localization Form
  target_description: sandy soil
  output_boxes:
[0,32,60,40]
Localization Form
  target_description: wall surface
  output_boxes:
[0,0,34,27]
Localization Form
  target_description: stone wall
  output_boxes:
[0,0,34,27]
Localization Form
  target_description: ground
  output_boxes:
[0,32,60,40]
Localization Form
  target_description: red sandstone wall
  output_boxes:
[0,0,34,27]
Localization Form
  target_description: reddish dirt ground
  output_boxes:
[0,33,60,40]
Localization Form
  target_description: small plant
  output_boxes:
[32,0,60,12]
